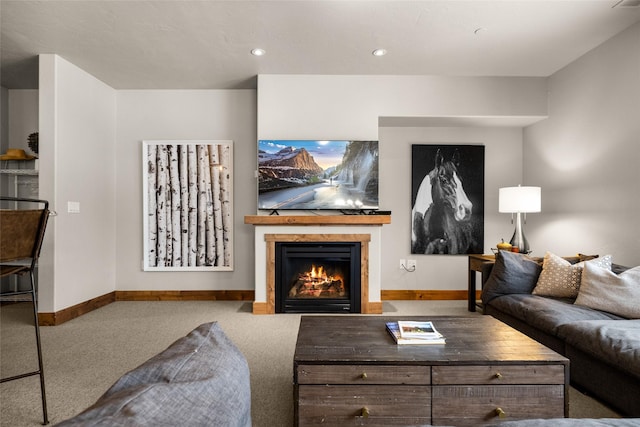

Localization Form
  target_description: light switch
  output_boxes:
[67,201,80,213]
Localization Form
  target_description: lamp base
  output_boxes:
[509,212,531,254]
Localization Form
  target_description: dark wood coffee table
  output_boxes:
[294,315,568,426]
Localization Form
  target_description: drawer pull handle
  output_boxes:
[360,406,370,418]
[495,407,506,418]
[360,372,368,380]
[494,372,503,379]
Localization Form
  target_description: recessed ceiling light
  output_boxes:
[251,48,266,56]
[372,48,387,57]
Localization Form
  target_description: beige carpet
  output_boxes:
[1,300,620,426]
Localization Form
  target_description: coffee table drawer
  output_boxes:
[432,364,565,385]
[297,385,430,426]
[432,385,565,426]
[297,364,430,385]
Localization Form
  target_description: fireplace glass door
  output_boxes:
[275,242,361,313]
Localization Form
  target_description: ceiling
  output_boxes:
[1,0,639,90]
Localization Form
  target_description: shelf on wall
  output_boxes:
[244,215,391,226]
[0,169,38,176]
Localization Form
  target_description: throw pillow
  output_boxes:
[481,250,542,305]
[532,252,612,299]
[575,263,640,319]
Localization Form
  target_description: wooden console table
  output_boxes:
[294,315,568,426]
[468,254,495,312]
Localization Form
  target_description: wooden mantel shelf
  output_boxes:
[244,214,391,226]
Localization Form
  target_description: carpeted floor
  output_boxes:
[1,300,620,426]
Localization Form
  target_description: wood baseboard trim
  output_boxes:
[39,289,473,325]
[381,290,480,300]
[39,290,255,326]
[252,301,269,314]
[39,292,116,326]
[115,290,255,301]
[364,301,383,314]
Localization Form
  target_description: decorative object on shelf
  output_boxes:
[411,144,485,255]
[28,131,39,156]
[495,239,512,252]
[498,185,541,254]
[142,140,233,271]
[0,148,36,161]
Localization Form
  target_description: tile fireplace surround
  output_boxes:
[244,215,391,314]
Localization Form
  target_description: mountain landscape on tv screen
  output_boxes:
[258,140,379,210]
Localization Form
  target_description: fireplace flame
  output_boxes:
[301,264,340,284]
[290,264,346,298]
[310,265,324,279]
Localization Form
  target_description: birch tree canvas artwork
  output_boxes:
[143,140,233,271]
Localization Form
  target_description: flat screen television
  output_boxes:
[258,140,379,211]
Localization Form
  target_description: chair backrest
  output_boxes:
[0,197,49,264]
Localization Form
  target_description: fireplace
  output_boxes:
[275,242,361,313]
[245,214,390,315]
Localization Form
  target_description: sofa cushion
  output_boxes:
[486,294,623,337]
[481,251,542,305]
[493,419,640,427]
[532,252,612,299]
[574,264,640,319]
[56,322,252,427]
[557,319,640,378]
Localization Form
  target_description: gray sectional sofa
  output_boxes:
[480,250,640,418]
[55,322,252,427]
[442,419,640,427]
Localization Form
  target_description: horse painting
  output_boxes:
[411,148,480,254]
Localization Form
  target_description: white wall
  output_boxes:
[115,90,256,291]
[37,65,257,309]
[257,75,548,290]
[379,126,524,290]
[259,75,547,140]
[39,54,117,311]
[524,23,640,267]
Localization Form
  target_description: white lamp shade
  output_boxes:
[499,186,541,213]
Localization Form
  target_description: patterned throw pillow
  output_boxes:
[532,252,612,298]
[575,264,640,318]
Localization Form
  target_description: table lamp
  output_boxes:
[498,186,541,254]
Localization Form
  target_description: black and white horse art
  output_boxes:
[411,149,477,254]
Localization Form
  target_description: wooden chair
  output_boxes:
[0,196,50,425]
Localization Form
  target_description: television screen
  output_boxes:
[258,140,379,211]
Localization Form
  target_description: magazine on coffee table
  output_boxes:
[397,320,444,339]
[386,321,446,345]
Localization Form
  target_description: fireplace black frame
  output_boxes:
[275,242,361,313]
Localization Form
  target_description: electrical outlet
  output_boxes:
[399,259,406,269]
[67,201,80,213]
[407,259,417,270]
